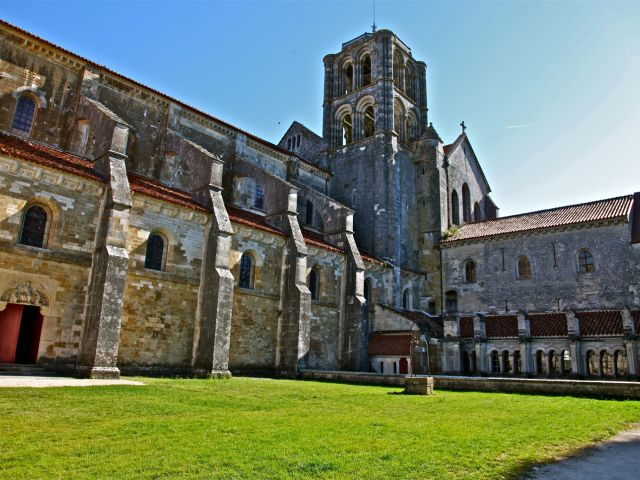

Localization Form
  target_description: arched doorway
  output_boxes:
[0,304,44,364]
[462,351,470,375]
[399,358,409,374]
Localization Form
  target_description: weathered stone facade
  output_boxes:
[0,20,638,384]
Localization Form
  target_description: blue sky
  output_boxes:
[2,0,639,216]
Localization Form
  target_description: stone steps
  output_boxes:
[0,363,56,376]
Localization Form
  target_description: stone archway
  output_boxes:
[0,278,55,365]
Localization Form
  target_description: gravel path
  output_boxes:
[526,427,640,479]
[0,375,143,388]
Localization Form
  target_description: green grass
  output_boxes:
[1,378,639,479]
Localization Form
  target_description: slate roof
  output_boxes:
[0,131,102,182]
[485,315,518,338]
[442,195,633,243]
[578,310,624,336]
[426,122,442,142]
[529,313,568,337]
[368,334,412,356]
[460,316,474,338]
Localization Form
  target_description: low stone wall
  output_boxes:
[300,369,406,387]
[300,370,640,399]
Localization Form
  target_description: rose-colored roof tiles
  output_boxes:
[442,195,633,243]
[485,315,518,338]
[368,334,412,356]
[529,313,568,337]
[578,310,624,336]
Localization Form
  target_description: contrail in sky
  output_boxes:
[506,123,534,129]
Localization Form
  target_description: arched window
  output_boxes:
[562,350,572,375]
[473,202,481,222]
[405,66,415,98]
[578,249,594,273]
[144,233,167,271]
[363,105,375,138]
[309,267,320,301]
[548,350,558,376]
[12,95,37,136]
[513,350,521,374]
[502,351,511,373]
[254,183,264,210]
[614,350,627,377]
[342,114,353,145]
[343,64,354,94]
[406,112,418,140]
[445,290,457,313]
[517,256,532,280]
[451,190,460,226]
[601,351,613,377]
[536,351,545,374]
[362,55,372,86]
[464,260,477,283]
[19,205,48,248]
[490,351,500,373]
[586,351,598,376]
[402,288,412,310]
[462,184,471,223]
[238,252,255,289]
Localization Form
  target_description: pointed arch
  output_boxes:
[462,183,471,223]
[451,189,460,226]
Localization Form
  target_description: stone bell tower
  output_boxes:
[321,29,430,305]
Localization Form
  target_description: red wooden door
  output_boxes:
[399,357,409,374]
[0,304,24,363]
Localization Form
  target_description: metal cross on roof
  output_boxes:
[460,121,466,133]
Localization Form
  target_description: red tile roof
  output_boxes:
[529,313,568,337]
[128,174,207,212]
[578,310,624,336]
[460,316,474,338]
[485,315,518,338]
[225,205,286,237]
[0,19,331,177]
[0,131,102,182]
[301,228,344,254]
[442,195,633,243]
[368,334,412,356]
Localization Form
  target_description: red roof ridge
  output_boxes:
[0,131,101,181]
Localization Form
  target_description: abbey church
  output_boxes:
[1,20,639,380]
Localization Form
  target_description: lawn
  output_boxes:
[1,378,639,479]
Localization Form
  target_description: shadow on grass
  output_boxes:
[505,426,640,480]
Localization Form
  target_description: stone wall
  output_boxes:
[0,154,103,365]
[442,222,640,313]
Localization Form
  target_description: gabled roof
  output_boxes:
[443,132,491,193]
[443,194,634,244]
